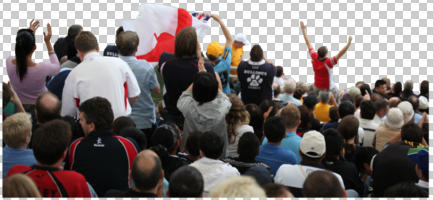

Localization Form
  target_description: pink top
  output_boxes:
[6,54,60,104]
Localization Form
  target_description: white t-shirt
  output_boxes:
[61,52,140,119]
[227,124,254,158]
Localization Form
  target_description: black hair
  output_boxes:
[151,123,179,153]
[112,116,136,134]
[132,153,162,191]
[250,44,264,62]
[360,100,376,119]
[419,80,428,98]
[32,120,72,165]
[329,106,339,122]
[206,54,218,62]
[35,92,61,124]
[374,79,387,89]
[119,127,147,150]
[317,46,328,61]
[401,123,424,144]
[264,116,286,143]
[66,25,83,39]
[185,132,201,157]
[303,170,344,197]
[298,105,313,131]
[245,104,264,140]
[354,95,364,109]
[192,72,218,105]
[200,131,224,159]
[303,93,319,110]
[374,98,389,112]
[323,128,343,161]
[238,132,260,162]
[169,166,204,197]
[275,66,283,77]
[354,147,378,173]
[383,182,428,197]
[393,82,402,97]
[338,100,355,118]
[78,97,114,131]
[15,29,35,81]
[259,99,278,119]
[360,84,372,97]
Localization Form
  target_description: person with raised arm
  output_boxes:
[300,21,352,98]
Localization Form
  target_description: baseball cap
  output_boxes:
[234,33,250,46]
[300,130,326,158]
[397,101,414,123]
[384,108,404,129]
[419,96,428,110]
[206,41,223,58]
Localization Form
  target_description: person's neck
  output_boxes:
[36,161,62,170]
[286,128,297,133]
[268,141,281,146]
[83,50,98,58]
[132,186,157,195]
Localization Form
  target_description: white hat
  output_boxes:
[398,101,414,123]
[419,96,428,110]
[300,130,326,158]
[234,33,250,46]
[384,108,404,129]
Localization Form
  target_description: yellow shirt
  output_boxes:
[313,102,333,123]
[230,47,244,75]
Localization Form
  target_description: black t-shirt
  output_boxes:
[158,52,215,117]
[323,159,365,196]
[103,45,119,57]
[237,61,276,105]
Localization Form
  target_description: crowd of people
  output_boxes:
[2,16,429,198]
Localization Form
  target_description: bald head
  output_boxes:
[116,31,139,56]
[35,92,61,123]
[132,150,163,192]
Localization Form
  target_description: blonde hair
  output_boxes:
[279,104,301,129]
[3,174,41,197]
[226,94,250,144]
[209,176,266,197]
[3,112,32,148]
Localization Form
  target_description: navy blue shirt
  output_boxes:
[47,69,72,100]
[103,45,119,57]
[255,143,297,175]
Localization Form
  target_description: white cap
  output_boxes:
[300,130,326,158]
[419,96,428,110]
[384,108,404,129]
[398,101,414,123]
[234,33,250,46]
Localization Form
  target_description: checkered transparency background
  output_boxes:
[1,0,432,197]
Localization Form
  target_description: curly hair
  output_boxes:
[226,94,250,144]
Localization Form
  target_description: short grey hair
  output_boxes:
[404,80,413,91]
[319,91,330,103]
[283,78,296,94]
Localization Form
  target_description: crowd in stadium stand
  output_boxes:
[2,16,429,198]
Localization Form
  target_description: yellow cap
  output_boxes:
[206,41,223,58]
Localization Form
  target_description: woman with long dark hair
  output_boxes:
[6,20,60,107]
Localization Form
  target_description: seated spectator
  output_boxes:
[65,97,139,196]
[245,103,264,140]
[189,131,239,195]
[408,96,423,124]
[7,20,60,107]
[105,150,163,197]
[119,127,147,150]
[7,120,95,197]
[117,31,160,139]
[223,132,271,174]
[237,44,276,105]
[61,31,140,119]
[3,82,25,119]
[314,91,337,123]
[179,132,201,163]
[33,92,61,128]
[262,104,302,162]
[387,82,402,99]
[274,130,345,197]
[263,183,294,197]
[151,123,189,180]
[54,24,83,61]
[3,113,36,178]
[158,27,215,129]
[168,166,204,197]
[297,105,320,135]
[226,94,254,158]
[373,98,389,124]
[279,77,301,106]
[321,106,339,131]
[206,14,233,94]
[397,101,415,124]
[177,71,231,157]
[293,81,309,100]
[418,80,428,99]
[256,116,297,175]
[209,176,266,197]
[401,80,415,101]
[301,93,322,130]
[354,147,378,196]
[383,182,427,197]
[374,108,404,151]
[358,100,378,147]
[112,116,136,134]
[338,115,360,162]
[408,148,429,192]
[3,174,41,197]
[103,26,123,57]
[259,99,281,121]
[345,86,361,102]
[373,79,388,98]
[322,128,364,195]
[243,165,273,186]
[372,123,424,197]
[302,170,345,197]
[388,96,401,108]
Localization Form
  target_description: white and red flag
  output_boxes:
[122,4,210,64]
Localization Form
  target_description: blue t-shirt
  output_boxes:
[213,46,232,94]
[3,146,37,178]
[120,56,159,129]
[47,68,72,100]
[255,143,297,175]
[262,132,302,163]
[279,93,302,106]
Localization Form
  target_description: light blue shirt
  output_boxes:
[279,93,302,106]
[120,56,159,129]
[262,131,302,163]
[256,143,297,175]
[213,46,232,94]
[3,146,37,178]
[414,112,422,124]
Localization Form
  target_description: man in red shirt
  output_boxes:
[300,21,352,98]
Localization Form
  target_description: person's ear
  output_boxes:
[25,135,31,145]
[199,150,205,157]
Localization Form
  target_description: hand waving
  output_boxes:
[43,23,52,42]
[29,19,40,33]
